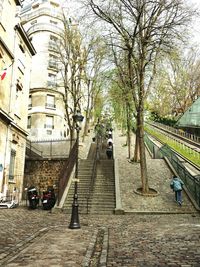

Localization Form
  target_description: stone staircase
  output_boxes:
[63,143,116,214]
[89,159,115,214]
[63,159,94,214]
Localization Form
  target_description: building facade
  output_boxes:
[176,97,200,137]
[0,0,36,200]
[20,0,68,141]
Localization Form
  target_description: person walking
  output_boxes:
[170,175,184,205]
[106,142,113,159]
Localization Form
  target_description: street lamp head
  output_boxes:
[73,110,84,123]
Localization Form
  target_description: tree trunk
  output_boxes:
[126,103,131,158]
[138,117,149,193]
[138,78,149,193]
[133,122,140,162]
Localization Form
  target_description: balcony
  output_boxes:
[49,41,59,52]
[48,60,58,70]
[45,103,56,109]
[47,81,57,88]
[21,7,63,22]
[27,23,63,36]
[44,124,54,129]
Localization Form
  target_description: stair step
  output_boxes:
[63,150,116,214]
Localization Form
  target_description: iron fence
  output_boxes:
[144,133,200,208]
[57,139,78,205]
[26,138,75,159]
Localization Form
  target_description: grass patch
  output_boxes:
[145,126,200,167]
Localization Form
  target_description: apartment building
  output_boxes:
[20,0,69,141]
[0,0,36,200]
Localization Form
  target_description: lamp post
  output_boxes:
[69,110,84,229]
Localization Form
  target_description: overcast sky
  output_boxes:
[188,0,200,44]
[62,0,200,45]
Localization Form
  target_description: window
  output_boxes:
[46,94,55,109]
[27,116,31,129]
[49,35,58,51]
[28,95,32,108]
[47,130,52,135]
[0,51,3,72]
[50,20,57,25]
[9,150,16,180]
[45,115,54,129]
[32,3,39,9]
[48,54,58,69]
[18,59,25,75]
[50,1,59,7]
[30,20,37,25]
[47,73,56,87]
[50,35,58,42]
[19,44,25,54]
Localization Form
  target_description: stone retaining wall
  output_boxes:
[23,159,68,196]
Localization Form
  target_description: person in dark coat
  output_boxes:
[106,142,113,159]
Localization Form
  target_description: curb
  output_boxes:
[82,229,98,267]
[82,227,109,267]
[99,227,109,267]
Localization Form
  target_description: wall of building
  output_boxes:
[28,89,67,139]
[0,1,35,200]
[20,0,68,141]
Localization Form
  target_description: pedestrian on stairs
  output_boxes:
[106,142,113,159]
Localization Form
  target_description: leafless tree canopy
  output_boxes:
[81,0,195,193]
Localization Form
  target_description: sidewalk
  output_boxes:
[1,127,199,267]
[113,127,197,214]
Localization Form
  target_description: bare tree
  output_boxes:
[108,45,135,159]
[53,12,86,146]
[148,47,200,118]
[83,0,194,194]
[81,36,107,141]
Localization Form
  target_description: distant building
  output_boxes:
[0,0,36,200]
[20,0,69,140]
[176,97,200,137]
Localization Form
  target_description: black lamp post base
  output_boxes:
[69,204,80,229]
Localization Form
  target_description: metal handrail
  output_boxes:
[57,139,77,206]
[86,137,99,214]
[26,139,43,158]
[145,133,200,208]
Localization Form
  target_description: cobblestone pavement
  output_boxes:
[0,211,200,266]
[113,128,197,214]
[0,128,200,266]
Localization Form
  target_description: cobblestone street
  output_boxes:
[0,209,200,266]
[0,129,200,266]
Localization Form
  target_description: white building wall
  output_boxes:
[20,0,68,140]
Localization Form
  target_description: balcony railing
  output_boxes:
[49,41,59,52]
[21,7,63,21]
[48,60,58,70]
[47,81,57,88]
[45,103,56,109]
[27,23,63,35]
[44,124,54,129]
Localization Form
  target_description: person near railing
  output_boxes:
[170,175,184,206]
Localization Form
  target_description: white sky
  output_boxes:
[23,0,200,47]
[62,0,200,46]
[188,0,200,45]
